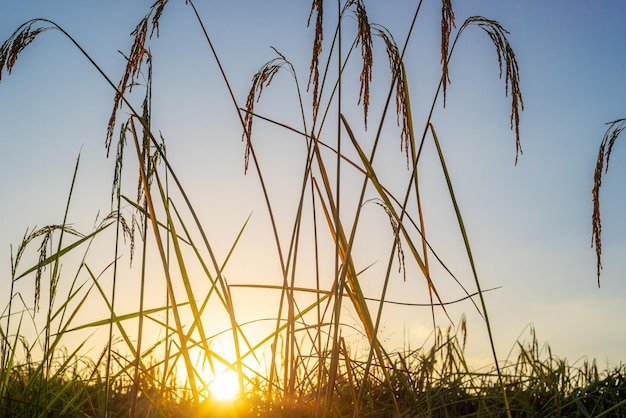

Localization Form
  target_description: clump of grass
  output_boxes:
[2,320,625,416]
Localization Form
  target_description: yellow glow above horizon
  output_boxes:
[209,370,241,401]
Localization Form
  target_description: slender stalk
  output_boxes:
[130,55,152,418]
[42,153,80,416]
[128,116,200,404]
[430,123,512,417]
[324,0,343,414]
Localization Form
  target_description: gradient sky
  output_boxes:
[1,0,625,372]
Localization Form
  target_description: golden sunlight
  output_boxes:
[208,370,241,401]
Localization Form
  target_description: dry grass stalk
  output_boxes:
[307,0,324,125]
[354,0,373,130]
[106,0,169,156]
[370,199,406,281]
[242,57,285,172]
[480,19,524,164]
[440,0,455,105]
[373,25,410,163]
[0,22,50,81]
[455,17,524,164]
[10,225,81,313]
[591,118,626,286]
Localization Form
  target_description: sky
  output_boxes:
[1,0,625,375]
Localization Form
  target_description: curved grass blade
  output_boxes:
[429,122,512,418]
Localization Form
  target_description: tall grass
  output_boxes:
[1,1,624,417]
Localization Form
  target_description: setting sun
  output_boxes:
[209,371,241,402]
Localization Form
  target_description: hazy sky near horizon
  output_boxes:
[1,0,625,371]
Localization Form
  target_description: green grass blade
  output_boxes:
[429,122,511,416]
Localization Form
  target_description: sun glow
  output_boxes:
[209,370,241,401]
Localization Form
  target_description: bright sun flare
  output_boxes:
[209,371,240,401]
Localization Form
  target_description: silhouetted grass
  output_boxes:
[1,1,623,417]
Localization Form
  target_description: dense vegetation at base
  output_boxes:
[3,336,626,417]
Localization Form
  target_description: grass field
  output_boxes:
[1,1,625,416]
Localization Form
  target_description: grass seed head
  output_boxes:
[371,199,406,281]
[591,118,626,286]
[34,231,51,313]
[374,25,410,164]
[0,21,50,82]
[354,0,373,130]
[441,0,456,105]
[242,58,284,172]
[106,0,168,156]
[459,17,524,165]
[307,0,323,125]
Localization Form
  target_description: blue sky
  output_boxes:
[1,0,625,372]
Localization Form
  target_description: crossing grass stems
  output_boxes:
[1,1,625,416]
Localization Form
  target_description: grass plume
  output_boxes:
[591,118,626,286]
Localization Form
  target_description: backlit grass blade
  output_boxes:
[341,114,447,310]
[165,194,258,368]
[311,175,401,414]
[62,303,190,334]
[429,122,511,417]
[126,117,200,404]
[121,196,192,246]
